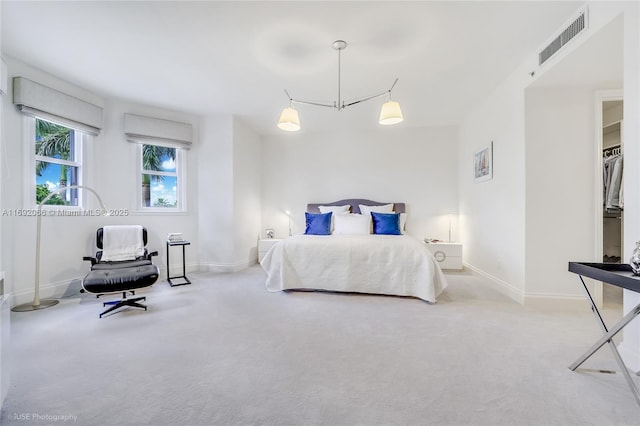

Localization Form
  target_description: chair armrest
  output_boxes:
[148,251,159,258]
[83,256,98,265]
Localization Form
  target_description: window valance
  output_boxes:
[124,113,192,149]
[12,77,103,135]
[0,58,7,95]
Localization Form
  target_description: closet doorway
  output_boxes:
[595,90,623,308]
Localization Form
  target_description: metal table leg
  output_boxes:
[570,275,640,405]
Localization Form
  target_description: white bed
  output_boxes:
[260,199,448,303]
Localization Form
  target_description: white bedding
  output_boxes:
[261,234,448,303]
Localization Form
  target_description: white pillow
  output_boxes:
[359,203,394,217]
[333,213,371,235]
[400,212,407,234]
[318,205,351,214]
[318,205,351,232]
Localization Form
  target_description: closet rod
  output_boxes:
[604,144,621,158]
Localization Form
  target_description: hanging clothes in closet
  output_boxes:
[603,145,623,211]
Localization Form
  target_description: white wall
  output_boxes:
[0,0,9,409]
[458,66,528,302]
[523,12,625,302]
[233,118,262,266]
[197,115,262,271]
[524,87,597,300]
[619,2,640,371]
[458,2,635,304]
[261,126,458,241]
[458,2,640,366]
[1,57,201,305]
[198,115,235,270]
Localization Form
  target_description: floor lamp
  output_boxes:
[285,210,292,237]
[12,185,108,312]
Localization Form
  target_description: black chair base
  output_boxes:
[100,292,147,318]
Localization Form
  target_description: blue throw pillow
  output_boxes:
[305,212,332,235]
[371,212,401,235]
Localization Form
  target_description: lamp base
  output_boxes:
[11,299,59,312]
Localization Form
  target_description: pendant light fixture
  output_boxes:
[277,40,403,131]
[277,103,300,132]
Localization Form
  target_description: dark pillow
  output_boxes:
[305,212,332,235]
[371,212,401,235]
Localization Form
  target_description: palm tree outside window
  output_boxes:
[34,118,81,206]
[141,144,179,208]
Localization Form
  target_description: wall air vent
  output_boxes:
[539,9,587,66]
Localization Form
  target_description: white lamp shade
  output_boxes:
[278,107,301,131]
[379,101,404,125]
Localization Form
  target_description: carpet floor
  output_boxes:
[1,265,639,426]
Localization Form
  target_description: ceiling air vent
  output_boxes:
[539,9,587,66]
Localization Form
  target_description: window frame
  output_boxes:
[24,116,89,210]
[134,142,187,214]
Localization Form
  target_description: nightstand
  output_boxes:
[425,242,463,270]
[258,238,282,262]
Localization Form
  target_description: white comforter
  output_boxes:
[261,235,448,303]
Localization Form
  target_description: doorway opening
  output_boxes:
[595,90,623,309]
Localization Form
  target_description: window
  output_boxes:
[139,143,184,210]
[32,118,84,206]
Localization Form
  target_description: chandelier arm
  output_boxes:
[342,90,389,108]
[388,78,399,92]
[290,99,336,109]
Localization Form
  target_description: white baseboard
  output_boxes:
[463,262,525,304]
[199,260,254,273]
[523,292,588,309]
[163,262,200,278]
[8,260,257,306]
[9,277,83,307]
[461,262,594,308]
[8,265,195,307]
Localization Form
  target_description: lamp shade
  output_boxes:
[278,107,301,131]
[379,101,404,125]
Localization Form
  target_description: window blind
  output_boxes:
[12,77,103,135]
[124,113,192,149]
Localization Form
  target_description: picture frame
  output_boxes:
[474,142,493,183]
[265,228,275,239]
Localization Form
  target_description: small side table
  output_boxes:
[259,238,282,263]
[424,242,463,270]
[568,262,640,406]
[167,240,191,286]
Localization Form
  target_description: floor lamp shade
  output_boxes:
[12,185,108,312]
[277,107,300,132]
[379,101,404,125]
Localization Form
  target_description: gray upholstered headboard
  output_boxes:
[306,199,405,214]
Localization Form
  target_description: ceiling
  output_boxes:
[1,1,584,136]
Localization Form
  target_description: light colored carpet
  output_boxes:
[1,266,639,426]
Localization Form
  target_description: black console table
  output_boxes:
[167,240,191,287]
[568,262,640,405]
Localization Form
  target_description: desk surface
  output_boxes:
[568,262,640,293]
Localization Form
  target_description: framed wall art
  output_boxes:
[474,142,493,183]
